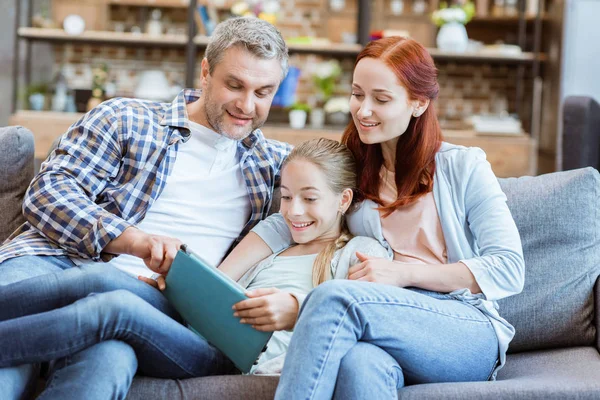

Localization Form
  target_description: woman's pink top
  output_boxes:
[379,167,448,265]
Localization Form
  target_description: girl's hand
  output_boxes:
[232,288,299,332]
[348,252,414,287]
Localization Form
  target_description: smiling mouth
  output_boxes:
[227,110,253,121]
[290,221,314,229]
[358,120,381,128]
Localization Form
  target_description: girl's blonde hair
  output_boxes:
[282,138,357,287]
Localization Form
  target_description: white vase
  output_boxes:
[436,22,468,53]
[289,110,307,129]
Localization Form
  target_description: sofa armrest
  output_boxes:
[0,126,35,243]
[562,96,600,171]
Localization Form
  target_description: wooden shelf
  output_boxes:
[471,14,549,23]
[427,48,547,63]
[258,125,537,177]
[18,27,187,47]
[108,0,190,7]
[194,36,364,57]
[18,28,546,63]
[9,111,536,176]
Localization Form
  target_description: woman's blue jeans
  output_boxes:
[275,279,499,400]
[0,256,236,398]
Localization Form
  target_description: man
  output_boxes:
[0,17,291,399]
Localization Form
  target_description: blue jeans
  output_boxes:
[275,280,499,400]
[0,256,235,399]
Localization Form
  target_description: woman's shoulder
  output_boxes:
[435,142,490,178]
[437,142,487,163]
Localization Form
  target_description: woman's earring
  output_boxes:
[413,110,422,117]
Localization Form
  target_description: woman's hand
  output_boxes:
[233,288,299,332]
[348,252,414,287]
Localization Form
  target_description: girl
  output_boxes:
[223,37,525,399]
[0,138,387,380]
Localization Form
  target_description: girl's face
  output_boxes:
[279,160,350,245]
[350,57,423,146]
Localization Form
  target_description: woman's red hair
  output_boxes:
[342,37,443,215]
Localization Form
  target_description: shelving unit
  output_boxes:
[10,0,554,176]
[13,0,548,108]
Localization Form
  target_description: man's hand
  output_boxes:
[232,288,299,332]
[138,275,167,291]
[105,227,182,275]
[348,251,414,287]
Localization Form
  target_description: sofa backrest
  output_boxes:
[0,126,35,243]
[498,167,600,353]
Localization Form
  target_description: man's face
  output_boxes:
[200,46,282,140]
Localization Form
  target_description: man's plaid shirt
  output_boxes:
[0,89,292,263]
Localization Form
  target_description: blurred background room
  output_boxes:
[2,0,599,176]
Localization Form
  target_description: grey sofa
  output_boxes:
[1,124,600,399]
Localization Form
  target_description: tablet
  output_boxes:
[163,244,272,373]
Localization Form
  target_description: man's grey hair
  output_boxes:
[205,17,289,81]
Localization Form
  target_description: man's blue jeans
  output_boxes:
[0,256,235,399]
[275,280,499,400]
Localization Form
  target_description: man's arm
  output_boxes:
[23,102,131,260]
[105,226,182,274]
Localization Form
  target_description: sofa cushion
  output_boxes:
[0,126,35,243]
[127,375,278,400]
[398,347,600,399]
[497,168,600,352]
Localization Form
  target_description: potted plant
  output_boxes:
[24,82,49,111]
[288,102,311,129]
[431,1,475,53]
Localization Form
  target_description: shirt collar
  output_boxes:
[160,88,264,149]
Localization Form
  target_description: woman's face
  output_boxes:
[349,57,418,146]
[279,160,346,245]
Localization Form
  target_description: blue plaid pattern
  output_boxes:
[0,89,292,263]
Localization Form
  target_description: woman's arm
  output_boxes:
[404,262,481,293]
[219,213,293,280]
[348,255,481,293]
[218,232,273,281]
[456,149,525,299]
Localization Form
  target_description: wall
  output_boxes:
[556,0,600,170]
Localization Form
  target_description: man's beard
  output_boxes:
[203,84,266,141]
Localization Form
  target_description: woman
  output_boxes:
[226,37,525,399]
[0,139,388,379]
